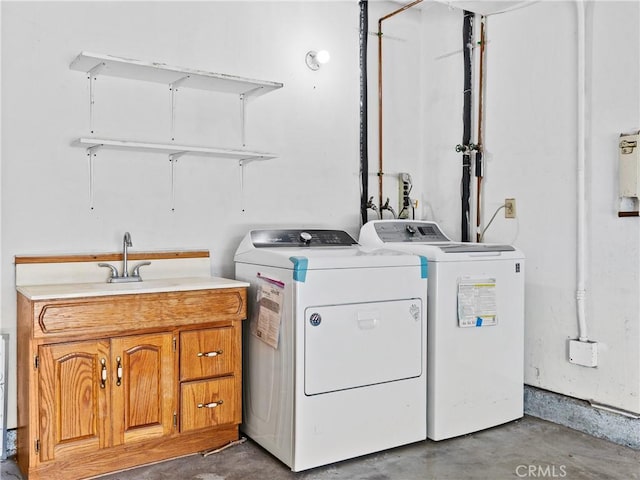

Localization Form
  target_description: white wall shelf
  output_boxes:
[70,52,283,97]
[73,137,276,161]
[70,51,283,141]
[73,138,275,212]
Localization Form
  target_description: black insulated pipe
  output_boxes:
[461,10,474,242]
[359,0,369,225]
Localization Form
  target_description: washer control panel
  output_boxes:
[373,221,450,242]
[251,229,358,247]
[371,221,515,252]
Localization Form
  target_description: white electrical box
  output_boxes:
[619,131,640,198]
[569,339,598,368]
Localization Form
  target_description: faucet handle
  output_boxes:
[98,263,119,279]
[131,261,151,278]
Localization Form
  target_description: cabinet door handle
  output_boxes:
[100,358,107,389]
[197,400,224,409]
[196,350,223,358]
[116,356,123,387]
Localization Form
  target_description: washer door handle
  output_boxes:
[357,318,377,329]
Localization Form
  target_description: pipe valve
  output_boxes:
[455,143,479,153]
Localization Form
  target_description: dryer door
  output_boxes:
[304,299,423,395]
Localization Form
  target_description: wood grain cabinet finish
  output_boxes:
[17,287,246,480]
[180,376,238,433]
[38,340,111,462]
[180,327,236,380]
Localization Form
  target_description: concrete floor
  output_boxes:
[2,416,639,480]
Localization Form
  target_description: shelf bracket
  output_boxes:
[169,151,188,211]
[242,85,265,99]
[86,144,102,210]
[169,76,190,141]
[239,86,264,147]
[87,62,106,134]
[237,155,264,213]
[240,93,247,147]
[239,159,246,213]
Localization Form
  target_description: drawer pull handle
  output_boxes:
[100,358,107,389]
[197,350,223,358]
[116,356,123,387]
[197,400,224,409]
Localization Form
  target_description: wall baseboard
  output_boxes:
[524,385,640,450]
[4,429,15,458]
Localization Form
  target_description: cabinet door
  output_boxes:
[111,333,175,446]
[38,340,111,462]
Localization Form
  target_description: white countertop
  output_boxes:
[17,276,250,300]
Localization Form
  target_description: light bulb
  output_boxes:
[316,50,330,64]
[305,50,331,70]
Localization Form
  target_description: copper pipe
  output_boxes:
[378,0,423,210]
[476,17,486,148]
[475,16,486,242]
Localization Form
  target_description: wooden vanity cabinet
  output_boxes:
[17,287,246,480]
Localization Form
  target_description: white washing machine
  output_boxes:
[234,229,428,471]
[359,220,525,441]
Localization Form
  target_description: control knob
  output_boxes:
[300,232,312,244]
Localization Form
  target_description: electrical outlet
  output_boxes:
[505,198,516,218]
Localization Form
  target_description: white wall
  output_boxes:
[366,1,425,221]
[0,0,372,429]
[422,1,640,413]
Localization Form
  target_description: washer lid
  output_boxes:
[235,245,427,270]
[234,229,428,271]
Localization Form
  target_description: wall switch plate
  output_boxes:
[505,198,516,218]
[569,339,598,367]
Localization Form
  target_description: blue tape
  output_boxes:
[289,256,309,282]
[419,256,428,278]
[476,317,483,327]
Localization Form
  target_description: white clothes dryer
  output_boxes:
[234,229,428,471]
[359,220,525,441]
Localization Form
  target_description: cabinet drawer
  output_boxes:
[180,327,236,381]
[180,377,238,432]
[31,288,246,339]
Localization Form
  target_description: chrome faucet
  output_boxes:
[122,232,132,278]
[98,232,151,283]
